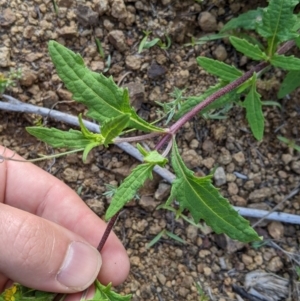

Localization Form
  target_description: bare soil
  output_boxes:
[1,0,300,300]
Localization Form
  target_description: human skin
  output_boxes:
[0,146,130,297]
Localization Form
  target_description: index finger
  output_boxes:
[0,146,129,285]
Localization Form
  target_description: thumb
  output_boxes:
[0,203,102,293]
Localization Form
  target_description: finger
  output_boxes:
[0,203,101,293]
[0,147,130,286]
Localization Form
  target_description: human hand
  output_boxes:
[0,146,129,296]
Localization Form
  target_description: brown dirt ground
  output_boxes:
[1,0,300,300]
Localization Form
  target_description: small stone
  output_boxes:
[157,273,166,285]
[214,166,226,186]
[42,91,59,108]
[215,234,245,254]
[25,52,43,62]
[186,225,198,241]
[228,182,238,195]
[85,198,104,215]
[202,157,215,169]
[213,45,227,61]
[175,69,189,88]
[202,139,214,153]
[125,55,142,70]
[267,221,284,240]
[57,88,73,100]
[57,24,78,37]
[123,82,145,110]
[90,61,104,71]
[218,148,232,165]
[189,139,199,149]
[232,151,245,166]
[108,30,127,52]
[148,63,166,79]
[242,254,253,265]
[198,12,217,32]
[281,153,292,165]
[249,187,272,201]
[111,0,127,20]
[267,256,283,272]
[291,160,300,174]
[57,0,73,7]
[20,70,37,86]
[181,149,201,169]
[130,256,140,266]
[203,267,212,276]
[77,4,99,26]
[0,8,16,27]
[62,168,79,182]
[161,0,171,5]
[139,196,158,212]
[154,182,171,201]
[0,47,11,67]
[96,0,109,15]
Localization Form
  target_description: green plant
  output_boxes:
[2,0,300,299]
[195,282,209,301]
[0,68,22,94]
[138,31,171,53]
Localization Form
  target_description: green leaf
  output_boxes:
[270,54,300,71]
[167,140,260,243]
[144,151,168,166]
[146,230,165,248]
[26,127,92,149]
[197,57,243,82]
[256,0,298,51]
[229,36,267,61]
[220,8,264,32]
[165,230,186,244]
[101,114,130,146]
[92,280,131,301]
[278,70,300,98]
[242,75,264,140]
[105,163,154,219]
[48,41,163,133]
[277,135,300,152]
[185,33,230,46]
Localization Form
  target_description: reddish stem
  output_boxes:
[97,212,119,252]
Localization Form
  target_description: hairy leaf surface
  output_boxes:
[270,54,300,71]
[242,76,264,140]
[256,0,298,49]
[220,9,264,32]
[105,163,154,219]
[48,41,162,133]
[278,70,300,98]
[91,280,132,301]
[167,141,260,243]
[229,37,267,61]
[197,57,242,82]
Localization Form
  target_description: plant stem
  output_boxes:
[155,39,296,150]
[97,212,120,252]
[114,132,164,143]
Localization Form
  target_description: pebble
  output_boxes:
[20,69,37,86]
[227,182,238,195]
[198,12,217,32]
[0,46,11,67]
[232,151,245,166]
[181,149,201,169]
[267,256,283,272]
[249,187,272,201]
[111,0,127,20]
[215,234,245,253]
[147,63,166,79]
[139,195,158,212]
[96,0,109,15]
[281,153,292,164]
[186,224,198,241]
[108,30,127,52]
[154,182,171,201]
[213,44,227,61]
[57,0,73,7]
[62,168,79,182]
[124,82,145,110]
[214,166,226,186]
[157,273,166,285]
[175,69,189,88]
[202,157,215,169]
[0,8,16,27]
[267,221,284,240]
[291,160,300,174]
[203,267,212,276]
[242,254,253,265]
[76,4,99,26]
[125,55,142,70]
